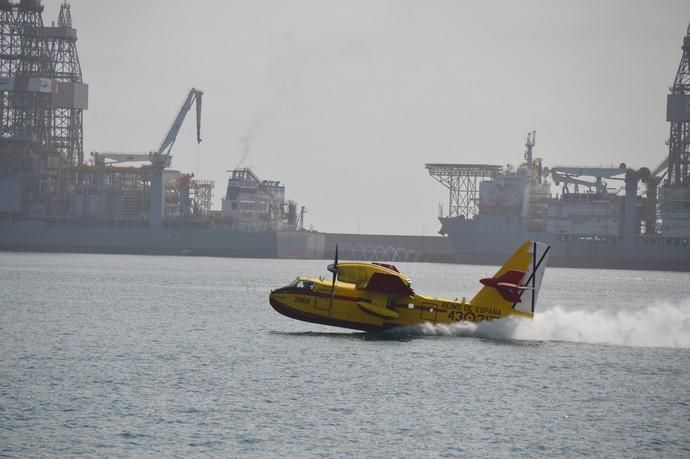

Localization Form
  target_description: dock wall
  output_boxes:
[323,233,454,262]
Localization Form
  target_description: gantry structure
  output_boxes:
[667,23,690,188]
[0,0,87,213]
[425,163,503,219]
[46,1,85,167]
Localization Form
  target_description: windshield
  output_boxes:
[287,278,314,290]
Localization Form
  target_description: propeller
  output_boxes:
[327,245,338,307]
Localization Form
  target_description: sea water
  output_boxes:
[1,253,689,458]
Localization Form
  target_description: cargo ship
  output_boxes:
[428,130,689,270]
[429,150,689,270]
[0,1,324,259]
[0,164,325,258]
[427,24,690,271]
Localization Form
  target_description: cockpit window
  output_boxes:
[288,278,300,288]
[287,278,314,290]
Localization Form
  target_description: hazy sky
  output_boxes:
[43,0,690,235]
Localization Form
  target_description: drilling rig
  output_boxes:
[0,0,88,215]
[661,23,690,237]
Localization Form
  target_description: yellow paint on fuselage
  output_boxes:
[269,241,545,332]
[269,277,530,332]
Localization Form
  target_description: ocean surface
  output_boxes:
[1,252,689,458]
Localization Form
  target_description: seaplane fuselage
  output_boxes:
[270,241,550,332]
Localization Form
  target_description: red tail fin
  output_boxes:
[479,269,532,303]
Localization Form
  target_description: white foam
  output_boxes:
[408,299,690,348]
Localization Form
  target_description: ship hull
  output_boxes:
[440,216,690,271]
[0,217,325,259]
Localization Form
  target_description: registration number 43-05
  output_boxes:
[447,310,500,322]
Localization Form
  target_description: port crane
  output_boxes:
[93,87,203,167]
[152,87,203,167]
[92,88,203,227]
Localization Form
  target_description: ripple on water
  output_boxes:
[1,253,689,457]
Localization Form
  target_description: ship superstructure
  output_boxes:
[221,168,304,232]
[429,140,688,269]
[427,25,690,270]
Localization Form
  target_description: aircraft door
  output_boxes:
[420,302,437,321]
[314,291,331,312]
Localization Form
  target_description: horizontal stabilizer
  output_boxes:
[472,241,550,317]
[480,269,530,303]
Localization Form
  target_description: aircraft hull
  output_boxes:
[269,285,508,333]
[269,296,395,332]
[270,241,548,332]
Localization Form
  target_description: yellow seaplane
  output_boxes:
[269,240,550,332]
